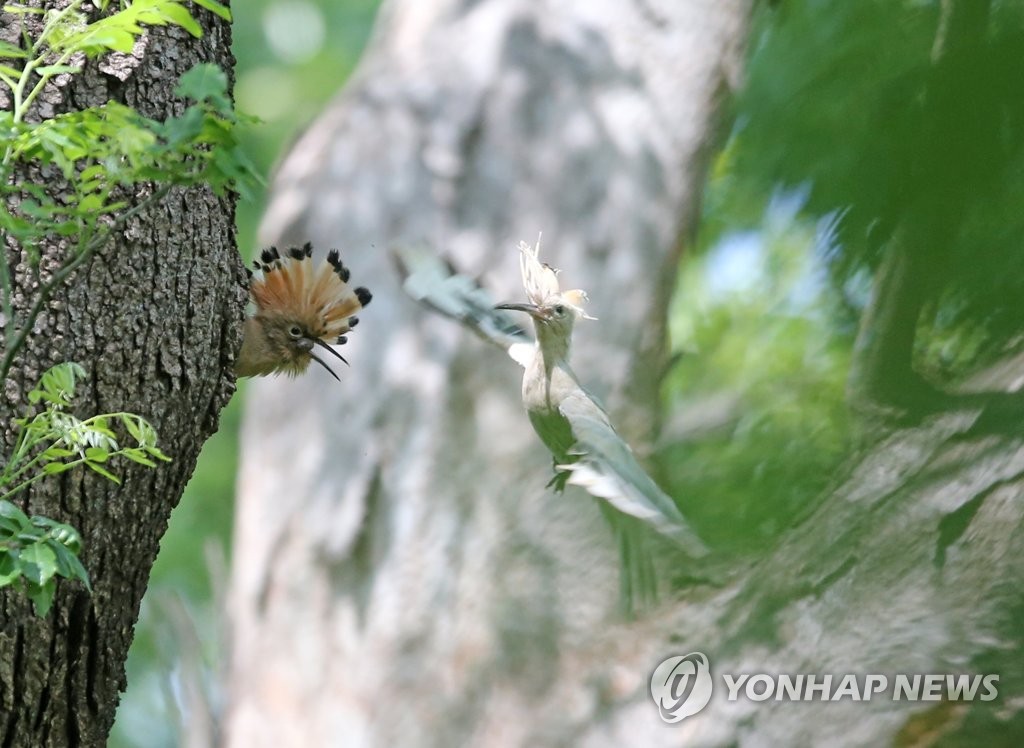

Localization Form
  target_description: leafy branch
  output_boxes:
[0,0,251,617]
[1,362,172,614]
[0,0,254,382]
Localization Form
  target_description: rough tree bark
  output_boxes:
[226,0,750,745]
[0,5,244,746]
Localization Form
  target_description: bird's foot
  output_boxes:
[546,468,570,493]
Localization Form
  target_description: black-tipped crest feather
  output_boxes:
[239,242,372,382]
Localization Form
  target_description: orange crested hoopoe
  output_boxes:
[236,243,372,381]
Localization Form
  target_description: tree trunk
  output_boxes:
[0,5,243,746]
[226,0,750,745]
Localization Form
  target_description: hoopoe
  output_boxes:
[395,240,708,613]
[495,240,707,610]
[236,243,372,381]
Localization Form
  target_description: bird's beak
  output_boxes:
[300,337,348,382]
[313,337,349,366]
[308,351,341,382]
[495,302,547,321]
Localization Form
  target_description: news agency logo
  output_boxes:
[649,652,714,723]
[650,653,1000,724]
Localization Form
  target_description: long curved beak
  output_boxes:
[313,337,349,366]
[308,351,341,382]
[495,302,545,320]
[301,337,348,382]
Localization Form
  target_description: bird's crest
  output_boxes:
[248,242,372,344]
[517,237,596,319]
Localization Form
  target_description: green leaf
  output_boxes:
[42,461,75,475]
[157,3,202,37]
[0,518,23,538]
[35,64,82,76]
[144,445,172,462]
[41,446,76,460]
[31,515,82,551]
[26,578,56,616]
[19,542,57,586]
[1,5,46,15]
[46,539,90,590]
[162,106,205,146]
[80,164,106,181]
[0,63,24,79]
[192,0,231,21]
[84,417,117,443]
[0,40,28,59]
[123,415,143,442]
[174,63,228,108]
[0,552,22,586]
[85,461,120,484]
[123,415,159,448]
[121,448,156,467]
[0,500,31,527]
[78,193,107,213]
[37,362,84,405]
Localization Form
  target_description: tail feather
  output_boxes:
[600,505,658,616]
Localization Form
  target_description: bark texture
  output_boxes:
[227,0,749,745]
[0,5,244,746]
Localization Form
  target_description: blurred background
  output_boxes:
[112,0,1024,743]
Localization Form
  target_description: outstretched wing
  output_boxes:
[557,390,708,558]
[393,244,534,366]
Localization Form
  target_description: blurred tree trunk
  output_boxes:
[0,6,243,747]
[226,0,750,745]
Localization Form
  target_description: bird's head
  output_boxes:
[495,237,595,341]
[254,313,349,381]
[239,244,371,381]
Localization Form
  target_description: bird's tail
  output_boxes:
[600,505,658,616]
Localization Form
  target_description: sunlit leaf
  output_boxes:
[0,40,28,59]
[26,578,56,616]
[19,543,57,586]
[192,0,231,22]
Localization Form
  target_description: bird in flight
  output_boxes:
[396,239,707,611]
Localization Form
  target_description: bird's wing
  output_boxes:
[557,390,708,558]
[393,244,533,367]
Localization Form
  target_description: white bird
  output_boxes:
[396,239,708,610]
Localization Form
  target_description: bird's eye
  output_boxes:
[553,304,566,316]
[288,325,303,339]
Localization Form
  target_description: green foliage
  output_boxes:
[0,500,87,616]
[732,0,1024,376]
[662,187,853,552]
[0,3,229,617]
[1,362,171,614]
[0,0,257,380]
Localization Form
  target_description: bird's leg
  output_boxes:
[546,462,571,493]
